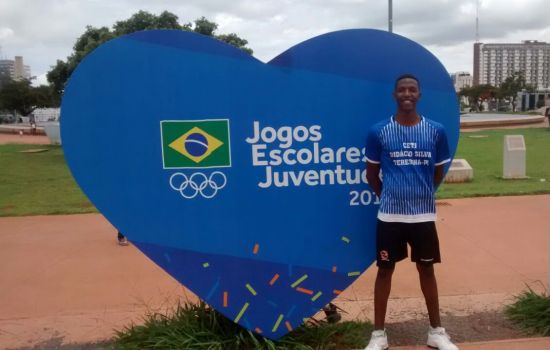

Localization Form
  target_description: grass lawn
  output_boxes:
[0,144,96,217]
[505,288,550,337]
[0,127,548,216]
[438,127,550,199]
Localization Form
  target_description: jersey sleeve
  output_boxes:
[434,126,451,166]
[365,127,381,164]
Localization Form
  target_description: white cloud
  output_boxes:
[33,73,48,87]
[0,27,14,41]
[0,0,548,79]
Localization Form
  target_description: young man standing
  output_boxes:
[364,74,458,350]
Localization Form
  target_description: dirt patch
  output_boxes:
[7,310,529,349]
[0,133,50,145]
[7,337,111,350]
[386,310,528,347]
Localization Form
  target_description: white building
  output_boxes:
[473,40,550,89]
[0,56,31,81]
[451,71,473,92]
[33,108,60,122]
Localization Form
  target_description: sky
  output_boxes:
[1,0,549,86]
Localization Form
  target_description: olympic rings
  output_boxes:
[169,171,227,199]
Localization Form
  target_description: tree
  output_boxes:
[498,72,534,112]
[46,60,71,100]
[47,11,253,101]
[193,16,218,36]
[47,26,113,101]
[216,33,253,55]
[0,79,56,116]
[113,10,188,35]
[0,67,11,90]
[459,84,497,112]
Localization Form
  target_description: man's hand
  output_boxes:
[434,164,445,187]
[366,161,382,198]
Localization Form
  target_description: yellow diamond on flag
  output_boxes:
[168,127,224,163]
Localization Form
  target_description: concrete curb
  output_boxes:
[390,336,550,350]
[460,115,545,128]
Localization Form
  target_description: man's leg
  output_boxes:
[416,263,441,328]
[418,263,459,349]
[374,266,395,330]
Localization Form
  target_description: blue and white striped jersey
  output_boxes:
[365,116,450,223]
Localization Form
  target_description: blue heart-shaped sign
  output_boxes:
[61,29,458,339]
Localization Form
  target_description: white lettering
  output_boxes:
[346,147,361,163]
[304,170,319,185]
[293,126,309,142]
[282,149,297,165]
[245,121,261,144]
[246,121,324,148]
[297,148,313,164]
[258,166,272,188]
[252,144,268,166]
[288,170,305,186]
[309,125,322,141]
[261,126,277,143]
[320,147,335,163]
[278,126,293,148]
[269,149,282,166]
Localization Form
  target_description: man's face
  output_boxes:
[393,78,421,113]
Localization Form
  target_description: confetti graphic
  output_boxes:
[272,314,284,333]
[223,291,228,307]
[246,283,258,296]
[134,240,366,338]
[234,302,249,323]
[296,287,314,295]
[291,275,309,288]
[311,291,323,301]
[269,273,280,286]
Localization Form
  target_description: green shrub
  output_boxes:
[505,288,550,336]
[113,301,370,350]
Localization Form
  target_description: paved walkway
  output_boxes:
[0,195,549,349]
[0,133,50,145]
[393,337,550,350]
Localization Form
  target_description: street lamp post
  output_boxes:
[389,0,393,33]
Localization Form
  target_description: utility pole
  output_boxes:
[475,0,480,42]
[388,0,393,32]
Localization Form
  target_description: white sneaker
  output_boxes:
[427,327,458,350]
[365,329,388,350]
[118,237,129,246]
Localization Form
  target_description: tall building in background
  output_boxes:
[451,71,473,92]
[0,56,31,82]
[473,40,550,89]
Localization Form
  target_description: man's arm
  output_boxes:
[434,126,450,188]
[434,164,445,187]
[366,161,382,198]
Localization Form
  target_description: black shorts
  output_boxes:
[376,219,441,268]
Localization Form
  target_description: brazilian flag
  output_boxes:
[161,120,231,168]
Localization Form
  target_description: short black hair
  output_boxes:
[394,74,420,90]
